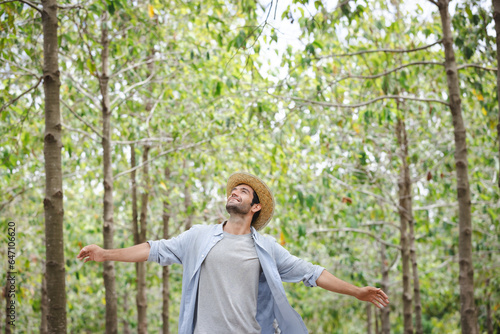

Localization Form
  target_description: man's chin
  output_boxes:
[226,203,248,215]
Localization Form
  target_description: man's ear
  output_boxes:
[251,203,262,213]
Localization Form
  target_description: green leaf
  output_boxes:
[107,1,115,15]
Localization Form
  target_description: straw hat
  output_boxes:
[226,172,275,230]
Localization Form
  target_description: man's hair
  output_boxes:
[251,189,261,224]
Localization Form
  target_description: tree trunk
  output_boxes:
[162,166,171,334]
[379,243,390,334]
[485,279,493,334]
[437,2,478,333]
[396,117,423,333]
[40,265,48,334]
[395,118,413,334]
[100,11,118,334]
[131,144,139,246]
[183,161,193,231]
[184,182,193,230]
[137,146,150,334]
[130,144,139,334]
[409,218,423,334]
[493,0,500,189]
[130,144,142,331]
[42,0,67,332]
[366,303,373,334]
[122,290,131,334]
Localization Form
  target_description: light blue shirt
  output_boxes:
[147,223,325,334]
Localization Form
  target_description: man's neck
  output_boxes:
[224,216,252,235]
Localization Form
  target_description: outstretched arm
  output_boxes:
[316,270,389,309]
[76,243,151,263]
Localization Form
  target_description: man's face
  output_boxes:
[226,184,255,215]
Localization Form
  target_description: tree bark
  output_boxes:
[379,243,390,334]
[395,118,413,334]
[409,219,423,334]
[493,0,500,189]
[137,146,150,334]
[396,117,423,334]
[122,290,131,334]
[184,181,193,230]
[437,1,478,333]
[366,303,373,334]
[183,161,193,231]
[130,144,143,332]
[162,166,171,334]
[485,279,493,334]
[100,11,118,334]
[131,144,139,246]
[40,264,48,334]
[130,144,139,334]
[41,0,67,332]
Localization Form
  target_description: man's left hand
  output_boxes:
[356,287,389,308]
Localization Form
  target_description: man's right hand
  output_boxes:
[77,244,106,263]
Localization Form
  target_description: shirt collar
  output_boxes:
[214,221,258,237]
[213,222,225,236]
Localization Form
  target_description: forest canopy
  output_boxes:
[0,0,499,333]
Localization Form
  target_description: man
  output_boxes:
[77,172,389,333]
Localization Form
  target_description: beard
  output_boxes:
[226,200,251,215]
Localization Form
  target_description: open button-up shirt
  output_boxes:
[147,223,325,334]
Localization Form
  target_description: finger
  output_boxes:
[378,290,389,299]
[376,295,389,305]
[77,248,86,259]
[84,257,91,263]
[376,298,388,307]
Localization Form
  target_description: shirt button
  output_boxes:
[201,254,204,258]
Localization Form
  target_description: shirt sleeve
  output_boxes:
[147,226,199,266]
[272,239,325,287]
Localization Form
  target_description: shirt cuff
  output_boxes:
[306,266,326,287]
[146,240,157,263]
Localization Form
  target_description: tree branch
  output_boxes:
[414,200,495,211]
[0,187,27,211]
[316,40,442,59]
[0,0,42,13]
[110,72,155,109]
[57,3,83,9]
[309,228,402,250]
[1,58,40,76]
[337,61,443,81]
[111,55,177,78]
[61,122,101,142]
[113,137,173,145]
[145,87,167,134]
[359,221,401,230]
[114,137,213,179]
[280,94,449,109]
[457,64,497,72]
[427,0,439,7]
[0,76,42,112]
[327,174,399,209]
[61,99,104,139]
[63,71,101,109]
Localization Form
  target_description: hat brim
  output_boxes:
[226,172,275,230]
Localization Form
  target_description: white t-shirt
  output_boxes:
[194,232,262,334]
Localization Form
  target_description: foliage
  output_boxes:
[0,0,499,332]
